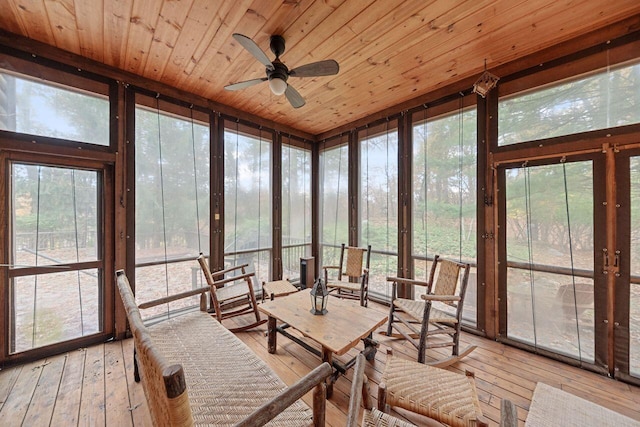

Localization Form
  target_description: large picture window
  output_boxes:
[0,68,109,146]
[135,101,210,319]
[319,142,349,268]
[224,124,272,286]
[282,142,312,281]
[499,60,640,146]
[412,106,477,325]
[359,124,398,298]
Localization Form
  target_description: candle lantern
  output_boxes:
[310,277,328,315]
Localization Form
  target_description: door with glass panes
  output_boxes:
[3,158,112,363]
[497,149,639,382]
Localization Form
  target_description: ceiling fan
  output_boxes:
[224,33,340,109]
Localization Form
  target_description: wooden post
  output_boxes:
[267,316,277,353]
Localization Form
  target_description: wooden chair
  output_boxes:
[196,253,266,332]
[261,279,299,302]
[377,351,488,427]
[323,243,371,307]
[347,353,417,427]
[386,255,475,366]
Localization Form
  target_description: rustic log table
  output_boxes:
[258,289,388,398]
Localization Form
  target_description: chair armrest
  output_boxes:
[212,272,256,288]
[211,263,250,278]
[347,354,370,427]
[323,265,340,271]
[236,362,332,427]
[421,294,461,302]
[386,276,431,287]
[500,398,518,427]
[138,286,210,309]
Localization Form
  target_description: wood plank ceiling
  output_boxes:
[1,0,640,136]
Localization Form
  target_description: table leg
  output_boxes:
[267,316,277,354]
[321,347,335,398]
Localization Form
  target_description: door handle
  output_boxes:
[602,248,609,274]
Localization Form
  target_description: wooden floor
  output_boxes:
[1,301,639,426]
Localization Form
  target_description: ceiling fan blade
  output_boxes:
[232,33,274,70]
[285,84,305,108]
[224,78,267,91]
[289,60,339,77]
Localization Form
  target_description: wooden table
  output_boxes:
[258,290,388,397]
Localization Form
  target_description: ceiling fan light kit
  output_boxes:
[225,33,339,108]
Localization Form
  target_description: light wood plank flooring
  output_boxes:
[1,301,639,426]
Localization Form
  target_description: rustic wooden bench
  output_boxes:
[116,269,332,426]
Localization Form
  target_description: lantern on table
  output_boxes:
[310,278,328,315]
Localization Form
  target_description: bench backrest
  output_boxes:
[116,270,194,427]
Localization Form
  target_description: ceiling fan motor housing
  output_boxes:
[268,60,289,83]
[270,35,286,57]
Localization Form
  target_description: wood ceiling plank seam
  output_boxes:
[74,0,105,62]
[103,0,134,69]
[123,0,163,76]
[291,0,564,128]
[278,0,375,65]
[161,0,226,87]
[402,0,640,88]
[285,0,468,98]
[321,0,537,111]
[43,0,81,54]
[280,0,413,76]
[12,0,56,45]
[180,0,275,95]
[178,0,247,79]
[292,0,499,96]
[401,0,627,81]
[206,0,335,97]
[0,0,29,35]
[142,0,195,81]
[261,0,316,37]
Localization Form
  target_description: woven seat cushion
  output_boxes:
[148,311,313,426]
[382,356,483,427]
[393,298,457,324]
[263,280,299,297]
[363,408,417,427]
[327,280,361,292]
[215,282,253,302]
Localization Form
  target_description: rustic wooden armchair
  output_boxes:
[196,253,266,332]
[378,350,488,427]
[347,353,417,427]
[386,255,475,366]
[323,243,371,307]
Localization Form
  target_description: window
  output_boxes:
[360,124,398,298]
[135,102,210,319]
[319,142,349,268]
[412,106,477,325]
[499,60,640,145]
[282,142,312,281]
[0,68,109,146]
[224,124,272,285]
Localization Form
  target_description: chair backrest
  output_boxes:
[197,253,216,290]
[431,257,471,314]
[342,244,371,279]
[432,260,461,296]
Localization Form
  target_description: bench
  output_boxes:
[115,269,332,426]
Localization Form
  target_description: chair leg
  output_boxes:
[417,303,432,364]
[453,324,461,356]
[386,304,395,336]
[377,382,387,412]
